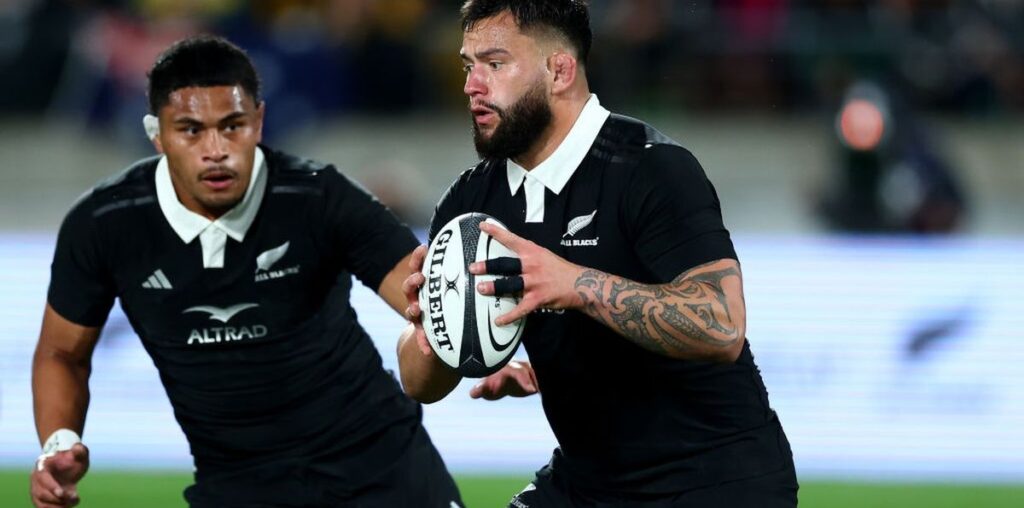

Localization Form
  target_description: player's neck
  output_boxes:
[512,92,589,171]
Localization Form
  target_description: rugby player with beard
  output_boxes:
[398,2,799,507]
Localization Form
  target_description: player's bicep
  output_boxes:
[36,304,103,366]
[325,168,418,290]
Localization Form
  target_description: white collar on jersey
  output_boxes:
[155,146,266,268]
[506,94,610,222]
[506,94,610,195]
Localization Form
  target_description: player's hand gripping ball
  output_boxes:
[419,213,525,377]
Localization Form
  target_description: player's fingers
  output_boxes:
[414,329,433,356]
[406,301,421,320]
[31,483,73,506]
[469,257,522,276]
[492,371,521,399]
[49,448,85,477]
[32,496,66,508]
[40,461,80,506]
[468,381,484,399]
[69,443,88,464]
[486,257,522,275]
[402,272,425,296]
[508,365,537,393]
[409,245,427,270]
[479,222,522,250]
[475,279,494,296]
[489,276,524,297]
[32,471,64,503]
[496,300,532,326]
[496,364,534,396]
[482,376,506,401]
[470,372,502,400]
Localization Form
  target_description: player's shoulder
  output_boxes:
[441,158,501,200]
[262,144,338,192]
[601,114,693,160]
[461,158,502,185]
[430,159,502,232]
[599,114,704,178]
[68,154,160,222]
[263,145,332,175]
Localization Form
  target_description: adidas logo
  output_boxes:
[141,269,173,290]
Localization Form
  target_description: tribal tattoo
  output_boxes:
[574,261,742,360]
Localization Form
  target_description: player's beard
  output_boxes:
[472,80,552,160]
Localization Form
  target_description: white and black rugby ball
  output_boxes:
[419,212,525,378]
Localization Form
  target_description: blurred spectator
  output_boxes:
[816,80,968,233]
[2,1,1021,139]
[589,0,675,108]
[0,0,78,113]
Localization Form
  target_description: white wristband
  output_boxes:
[36,429,81,472]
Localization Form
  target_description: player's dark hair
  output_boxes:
[461,0,592,66]
[147,35,261,114]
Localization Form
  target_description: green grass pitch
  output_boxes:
[2,470,1022,507]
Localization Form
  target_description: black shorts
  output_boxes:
[184,423,462,508]
[509,462,798,508]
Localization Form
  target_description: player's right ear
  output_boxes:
[143,114,164,154]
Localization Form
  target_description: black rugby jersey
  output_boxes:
[48,146,421,473]
[430,113,793,494]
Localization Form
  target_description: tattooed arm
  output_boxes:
[471,222,746,363]
[573,258,745,362]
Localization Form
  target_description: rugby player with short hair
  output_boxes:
[398,1,799,506]
[30,35,467,508]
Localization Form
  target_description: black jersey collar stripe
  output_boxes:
[155,147,267,244]
[506,94,610,196]
[92,195,156,218]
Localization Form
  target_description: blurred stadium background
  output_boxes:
[1,0,1023,506]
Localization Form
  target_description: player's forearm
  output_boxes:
[396,324,461,404]
[573,260,745,362]
[32,347,90,445]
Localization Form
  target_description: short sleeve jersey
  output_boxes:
[430,115,792,494]
[48,146,421,472]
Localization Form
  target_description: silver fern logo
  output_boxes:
[563,210,596,238]
[256,242,290,272]
[254,241,301,282]
[561,210,599,247]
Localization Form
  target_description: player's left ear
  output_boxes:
[548,52,578,94]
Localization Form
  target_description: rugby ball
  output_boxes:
[419,213,525,377]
